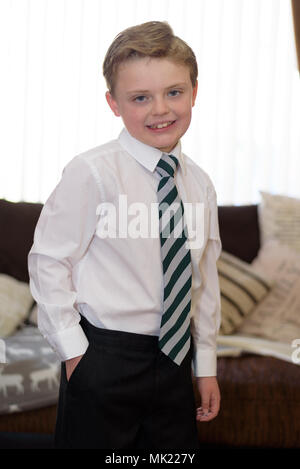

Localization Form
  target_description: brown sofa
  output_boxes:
[0,199,299,448]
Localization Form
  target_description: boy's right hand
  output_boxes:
[65,355,84,381]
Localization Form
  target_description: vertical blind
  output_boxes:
[0,0,299,205]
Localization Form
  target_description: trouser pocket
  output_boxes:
[65,344,91,390]
[63,345,98,448]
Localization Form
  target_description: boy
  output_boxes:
[28,21,221,449]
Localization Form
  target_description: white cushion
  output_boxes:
[0,274,33,337]
[259,191,300,253]
[237,240,300,343]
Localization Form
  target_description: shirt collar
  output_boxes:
[118,128,186,176]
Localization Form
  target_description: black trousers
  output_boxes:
[54,316,199,449]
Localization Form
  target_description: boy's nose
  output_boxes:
[152,97,169,115]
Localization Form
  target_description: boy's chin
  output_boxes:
[144,132,181,152]
[153,136,181,153]
[127,127,181,152]
[154,143,178,153]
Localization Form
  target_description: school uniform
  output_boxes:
[28,127,222,449]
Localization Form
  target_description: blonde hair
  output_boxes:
[103,21,198,96]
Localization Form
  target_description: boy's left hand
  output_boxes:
[196,376,220,422]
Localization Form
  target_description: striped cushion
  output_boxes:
[218,251,272,335]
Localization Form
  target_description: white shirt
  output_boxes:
[28,128,222,377]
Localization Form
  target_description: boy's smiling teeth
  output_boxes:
[148,121,174,129]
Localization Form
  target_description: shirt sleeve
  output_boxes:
[191,183,222,377]
[28,156,100,361]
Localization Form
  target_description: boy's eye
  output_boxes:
[133,95,148,103]
[168,90,181,97]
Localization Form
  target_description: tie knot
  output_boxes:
[155,154,179,179]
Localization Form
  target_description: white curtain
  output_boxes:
[0,0,299,205]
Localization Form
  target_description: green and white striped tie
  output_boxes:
[155,153,192,366]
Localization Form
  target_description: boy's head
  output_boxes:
[103,21,198,153]
[103,21,198,97]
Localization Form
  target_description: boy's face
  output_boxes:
[106,57,198,153]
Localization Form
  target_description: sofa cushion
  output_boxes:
[0,273,34,337]
[259,191,300,253]
[218,205,260,263]
[0,199,43,283]
[238,240,300,343]
[218,250,272,335]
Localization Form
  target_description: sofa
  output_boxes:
[0,198,299,449]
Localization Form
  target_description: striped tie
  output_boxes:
[155,153,192,366]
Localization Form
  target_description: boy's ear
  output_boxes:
[105,91,121,117]
[192,80,198,107]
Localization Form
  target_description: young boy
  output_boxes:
[28,21,221,449]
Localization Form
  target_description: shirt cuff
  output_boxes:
[44,324,89,361]
[192,348,217,377]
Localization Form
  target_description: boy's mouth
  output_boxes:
[146,120,176,130]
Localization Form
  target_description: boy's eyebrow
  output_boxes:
[126,83,188,95]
